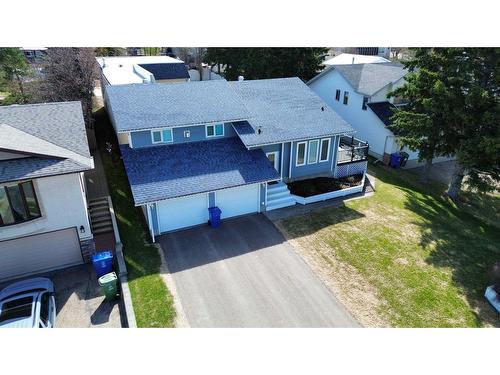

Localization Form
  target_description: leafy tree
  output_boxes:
[204,48,328,81]
[143,47,161,56]
[38,48,97,126]
[95,47,125,56]
[0,47,31,103]
[389,48,500,199]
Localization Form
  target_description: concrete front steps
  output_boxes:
[266,181,296,211]
[89,197,113,235]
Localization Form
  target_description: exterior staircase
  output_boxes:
[266,181,296,211]
[88,197,113,235]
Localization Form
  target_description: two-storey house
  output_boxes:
[0,102,94,281]
[104,77,369,237]
[308,62,453,168]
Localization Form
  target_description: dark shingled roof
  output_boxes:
[0,101,93,183]
[120,137,279,205]
[367,101,397,126]
[230,77,354,147]
[0,157,89,184]
[106,80,251,132]
[138,63,190,80]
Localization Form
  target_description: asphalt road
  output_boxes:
[159,214,359,327]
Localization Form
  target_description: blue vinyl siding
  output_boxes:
[289,136,337,179]
[129,123,236,148]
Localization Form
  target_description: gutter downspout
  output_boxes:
[147,204,155,243]
[288,142,293,180]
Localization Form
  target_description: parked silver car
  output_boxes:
[0,277,56,328]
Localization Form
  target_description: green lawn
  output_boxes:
[93,108,176,327]
[279,163,500,327]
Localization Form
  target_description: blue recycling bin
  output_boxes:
[390,152,404,168]
[208,207,222,228]
[91,251,114,277]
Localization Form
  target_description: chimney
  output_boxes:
[238,75,244,81]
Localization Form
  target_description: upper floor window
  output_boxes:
[0,181,41,227]
[151,128,173,144]
[206,123,224,138]
[362,96,369,110]
[343,91,349,105]
[335,89,341,101]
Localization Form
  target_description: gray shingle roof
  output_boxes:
[230,77,355,147]
[120,137,279,205]
[0,157,89,184]
[0,101,91,158]
[106,80,251,132]
[332,62,407,96]
[0,101,93,182]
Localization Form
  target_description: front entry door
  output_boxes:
[266,152,280,172]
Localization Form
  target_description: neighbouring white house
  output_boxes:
[324,53,390,66]
[96,55,190,89]
[0,102,94,282]
[308,62,453,168]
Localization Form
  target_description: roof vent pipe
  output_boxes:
[238,75,244,81]
[257,126,262,134]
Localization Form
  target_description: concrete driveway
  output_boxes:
[53,265,124,328]
[159,214,359,327]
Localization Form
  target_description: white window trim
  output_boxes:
[151,128,173,144]
[295,141,307,167]
[319,138,331,162]
[205,123,225,138]
[307,139,320,164]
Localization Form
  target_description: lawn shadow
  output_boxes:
[278,203,365,240]
[373,164,500,327]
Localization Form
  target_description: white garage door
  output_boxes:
[0,228,83,282]
[216,184,259,220]
[158,193,208,233]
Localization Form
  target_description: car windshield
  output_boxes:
[0,296,34,323]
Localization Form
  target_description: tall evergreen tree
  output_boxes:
[204,48,328,81]
[389,48,499,200]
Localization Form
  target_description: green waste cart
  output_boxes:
[98,272,118,300]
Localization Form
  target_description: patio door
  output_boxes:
[266,152,280,172]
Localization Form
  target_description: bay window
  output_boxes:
[0,181,41,226]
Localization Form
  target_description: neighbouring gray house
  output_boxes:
[0,102,94,282]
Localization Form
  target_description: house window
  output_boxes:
[0,181,41,227]
[362,96,369,110]
[151,128,173,144]
[206,124,224,138]
[319,138,331,162]
[343,91,349,105]
[335,89,341,101]
[296,142,307,166]
[308,140,319,164]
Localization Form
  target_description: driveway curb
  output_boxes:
[108,196,137,328]
[156,244,190,328]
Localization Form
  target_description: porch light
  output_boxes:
[80,225,85,234]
